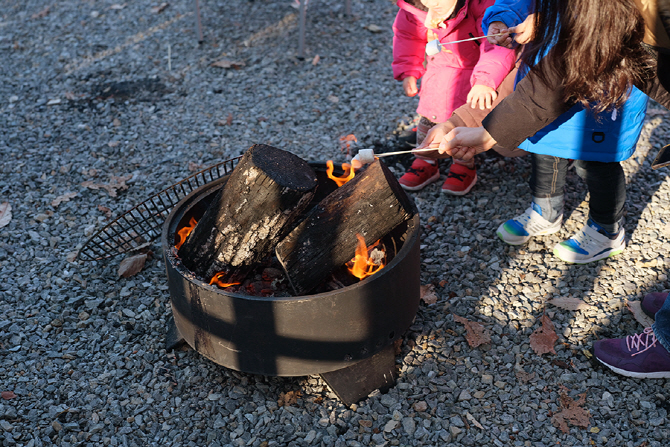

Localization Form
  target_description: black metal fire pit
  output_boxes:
[162,162,421,405]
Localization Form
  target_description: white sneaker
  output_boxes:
[553,219,625,264]
[497,204,562,245]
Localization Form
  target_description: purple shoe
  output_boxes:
[593,328,670,378]
[641,292,669,319]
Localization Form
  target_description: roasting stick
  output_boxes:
[352,146,442,164]
[374,146,441,158]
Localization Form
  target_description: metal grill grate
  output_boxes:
[77,157,241,261]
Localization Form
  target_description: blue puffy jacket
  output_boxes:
[482,0,648,162]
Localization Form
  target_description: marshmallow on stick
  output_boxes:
[352,148,376,165]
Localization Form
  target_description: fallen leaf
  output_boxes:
[108,141,120,148]
[453,314,491,348]
[151,3,169,14]
[465,411,484,429]
[0,202,12,228]
[1,391,17,400]
[420,284,438,304]
[66,251,79,263]
[31,6,50,19]
[626,300,655,328]
[51,192,78,207]
[515,369,536,383]
[227,113,233,125]
[548,297,594,311]
[211,59,246,69]
[118,253,148,278]
[366,24,382,33]
[98,205,112,218]
[551,389,590,433]
[65,91,77,100]
[530,314,558,355]
[113,118,121,127]
[81,174,132,197]
[277,390,301,407]
[188,162,204,172]
[311,54,320,66]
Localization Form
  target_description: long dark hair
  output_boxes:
[521,0,653,113]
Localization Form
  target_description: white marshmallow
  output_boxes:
[425,39,442,56]
[357,149,375,164]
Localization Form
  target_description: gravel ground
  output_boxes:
[2,1,670,446]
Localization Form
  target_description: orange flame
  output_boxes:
[326,159,363,187]
[339,134,358,156]
[175,217,198,250]
[347,234,385,280]
[209,272,241,288]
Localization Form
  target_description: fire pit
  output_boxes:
[162,161,421,405]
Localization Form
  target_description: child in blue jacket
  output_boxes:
[482,0,648,264]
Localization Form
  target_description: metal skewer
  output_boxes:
[440,32,505,45]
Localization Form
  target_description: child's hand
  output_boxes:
[507,13,536,46]
[487,21,513,47]
[467,85,498,110]
[403,76,418,97]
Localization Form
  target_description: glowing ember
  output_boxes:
[347,234,386,280]
[209,272,241,288]
[326,160,363,187]
[175,217,198,250]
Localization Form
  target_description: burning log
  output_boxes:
[178,144,318,280]
[276,160,416,295]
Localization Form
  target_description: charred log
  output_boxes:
[276,160,415,295]
[178,144,318,280]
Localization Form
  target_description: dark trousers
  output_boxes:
[530,154,626,225]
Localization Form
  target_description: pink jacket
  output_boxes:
[392,0,516,123]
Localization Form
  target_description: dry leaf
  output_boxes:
[66,251,79,263]
[107,141,120,148]
[626,300,655,328]
[118,253,148,278]
[548,297,594,311]
[151,3,169,14]
[453,314,491,348]
[1,391,17,400]
[98,205,113,219]
[515,369,536,384]
[188,162,204,172]
[82,174,131,197]
[366,24,382,33]
[420,284,438,304]
[51,192,78,207]
[226,113,233,125]
[277,390,301,407]
[31,6,50,19]
[551,389,590,433]
[211,59,246,69]
[311,54,320,66]
[113,118,121,127]
[465,411,484,429]
[0,202,12,228]
[529,314,558,355]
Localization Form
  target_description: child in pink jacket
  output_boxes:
[393,0,515,194]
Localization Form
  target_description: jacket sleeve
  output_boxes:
[481,54,573,150]
[392,9,428,81]
[482,0,534,31]
[470,3,517,90]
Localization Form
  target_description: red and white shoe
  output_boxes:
[441,163,477,195]
[398,159,440,191]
